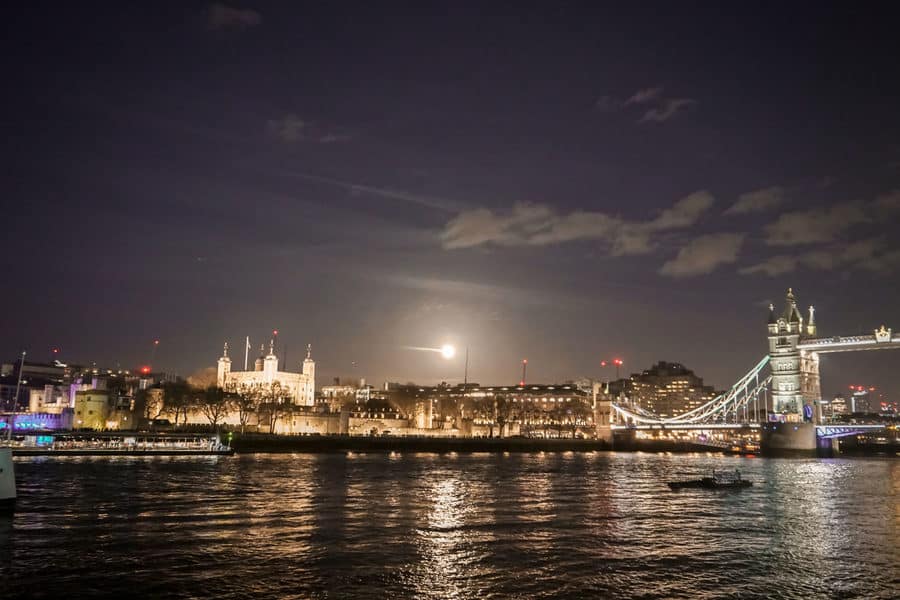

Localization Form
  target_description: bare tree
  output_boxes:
[162,380,192,426]
[199,385,230,428]
[136,388,165,424]
[225,383,260,433]
[257,381,289,434]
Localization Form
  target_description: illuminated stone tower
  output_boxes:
[300,344,316,406]
[263,339,278,381]
[216,342,231,387]
[767,289,804,416]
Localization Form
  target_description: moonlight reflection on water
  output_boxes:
[1,453,898,599]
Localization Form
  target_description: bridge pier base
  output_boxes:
[760,422,817,456]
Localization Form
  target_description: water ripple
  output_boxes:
[0,453,897,599]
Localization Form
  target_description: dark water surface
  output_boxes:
[1,452,898,599]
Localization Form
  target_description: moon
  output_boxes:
[440,344,456,359]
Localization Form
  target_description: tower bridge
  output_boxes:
[602,288,897,454]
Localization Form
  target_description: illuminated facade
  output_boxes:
[216,340,315,406]
[767,288,816,417]
[625,362,718,419]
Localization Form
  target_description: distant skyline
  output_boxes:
[3,3,899,398]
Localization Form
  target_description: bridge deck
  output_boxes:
[798,334,900,353]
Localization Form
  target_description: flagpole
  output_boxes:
[7,351,25,442]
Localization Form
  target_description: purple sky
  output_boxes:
[3,2,899,399]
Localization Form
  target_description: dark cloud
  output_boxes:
[763,201,869,246]
[624,87,664,106]
[267,114,352,144]
[440,191,714,253]
[725,186,785,215]
[740,238,898,276]
[208,3,262,30]
[638,98,696,124]
[659,233,745,277]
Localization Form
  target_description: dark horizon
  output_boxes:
[3,2,899,398]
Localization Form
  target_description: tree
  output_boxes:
[199,386,230,429]
[257,381,289,434]
[136,388,164,423]
[494,395,513,438]
[162,380,192,426]
[568,400,593,439]
[226,383,260,433]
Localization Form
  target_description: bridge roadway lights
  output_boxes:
[759,421,817,456]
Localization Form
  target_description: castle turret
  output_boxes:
[263,338,278,381]
[300,343,316,406]
[254,344,265,372]
[217,342,231,387]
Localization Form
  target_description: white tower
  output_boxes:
[216,342,231,387]
[301,343,316,406]
[263,338,278,382]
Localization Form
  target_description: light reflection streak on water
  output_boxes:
[1,453,898,599]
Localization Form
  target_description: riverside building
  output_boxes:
[216,340,315,406]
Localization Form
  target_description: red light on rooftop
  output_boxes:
[154,340,159,345]
[273,329,279,336]
[600,360,607,367]
[140,366,151,374]
[613,358,623,366]
[52,348,59,354]
[522,358,527,364]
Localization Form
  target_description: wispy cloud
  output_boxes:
[763,201,869,246]
[594,96,620,112]
[595,87,696,124]
[385,274,583,310]
[625,87,664,106]
[725,186,785,215]
[659,233,745,278]
[268,114,306,142]
[441,190,714,253]
[740,238,897,276]
[279,170,458,213]
[639,98,696,124]
[873,189,900,214]
[207,3,262,30]
[267,114,351,144]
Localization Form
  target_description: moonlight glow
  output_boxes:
[440,344,456,359]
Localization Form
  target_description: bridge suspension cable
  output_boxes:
[611,356,771,426]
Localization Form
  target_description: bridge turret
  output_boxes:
[806,306,816,337]
[783,288,803,332]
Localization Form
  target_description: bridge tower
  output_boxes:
[762,288,819,454]
[767,289,804,416]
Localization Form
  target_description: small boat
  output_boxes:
[0,447,15,514]
[668,469,752,490]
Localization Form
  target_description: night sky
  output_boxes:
[3,2,900,400]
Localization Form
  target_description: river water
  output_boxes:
[1,452,898,599]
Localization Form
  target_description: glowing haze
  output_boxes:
[2,4,899,399]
